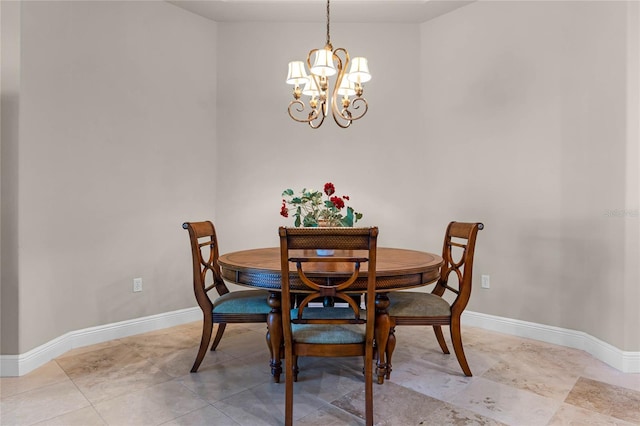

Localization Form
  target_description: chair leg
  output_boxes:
[191,313,214,373]
[450,320,472,376]
[364,347,374,426]
[285,350,294,426]
[293,355,299,382]
[209,323,226,351]
[433,325,450,354]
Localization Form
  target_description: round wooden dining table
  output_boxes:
[218,247,443,384]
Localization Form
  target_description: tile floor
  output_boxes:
[1,322,639,425]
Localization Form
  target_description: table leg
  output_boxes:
[386,326,396,380]
[266,291,283,383]
[374,293,391,384]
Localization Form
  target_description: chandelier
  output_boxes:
[286,0,371,129]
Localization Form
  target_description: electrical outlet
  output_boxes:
[133,277,143,292]
[481,275,490,289]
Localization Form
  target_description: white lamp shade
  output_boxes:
[347,57,371,83]
[310,49,336,77]
[286,61,308,85]
[302,77,320,97]
[337,76,356,96]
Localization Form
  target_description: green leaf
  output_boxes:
[293,206,301,228]
[282,189,294,196]
[303,214,317,227]
[294,207,302,227]
[343,207,354,227]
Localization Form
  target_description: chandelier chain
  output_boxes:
[326,0,331,46]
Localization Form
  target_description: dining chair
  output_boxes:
[183,221,271,373]
[386,221,483,377]
[279,226,378,426]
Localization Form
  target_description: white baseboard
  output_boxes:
[0,307,201,377]
[1,308,638,376]
[462,311,640,373]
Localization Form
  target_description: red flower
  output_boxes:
[342,195,350,200]
[330,196,345,210]
[280,200,289,218]
[324,182,335,196]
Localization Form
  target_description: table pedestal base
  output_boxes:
[267,292,283,383]
[374,293,392,384]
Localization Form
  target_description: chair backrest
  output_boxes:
[432,222,483,315]
[278,226,379,338]
[182,221,230,313]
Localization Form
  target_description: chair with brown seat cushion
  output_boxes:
[386,221,483,377]
[279,226,378,426]
[183,221,271,372]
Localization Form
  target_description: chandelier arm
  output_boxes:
[333,47,348,66]
[330,81,345,124]
[332,115,352,129]
[306,48,328,112]
[345,97,369,121]
[309,103,326,129]
[331,94,353,128]
[330,48,354,128]
[288,100,320,124]
[307,48,318,71]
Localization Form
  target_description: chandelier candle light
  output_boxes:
[286,0,371,129]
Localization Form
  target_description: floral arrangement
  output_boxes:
[280,182,363,227]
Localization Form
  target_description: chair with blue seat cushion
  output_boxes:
[386,221,483,378]
[183,221,271,373]
[279,226,378,426]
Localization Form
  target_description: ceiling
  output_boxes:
[167,0,474,23]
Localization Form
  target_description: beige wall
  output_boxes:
[416,0,639,351]
[624,0,640,356]
[1,1,218,354]
[1,0,638,356]
[1,0,22,356]
[215,20,422,254]
[215,1,639,351]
